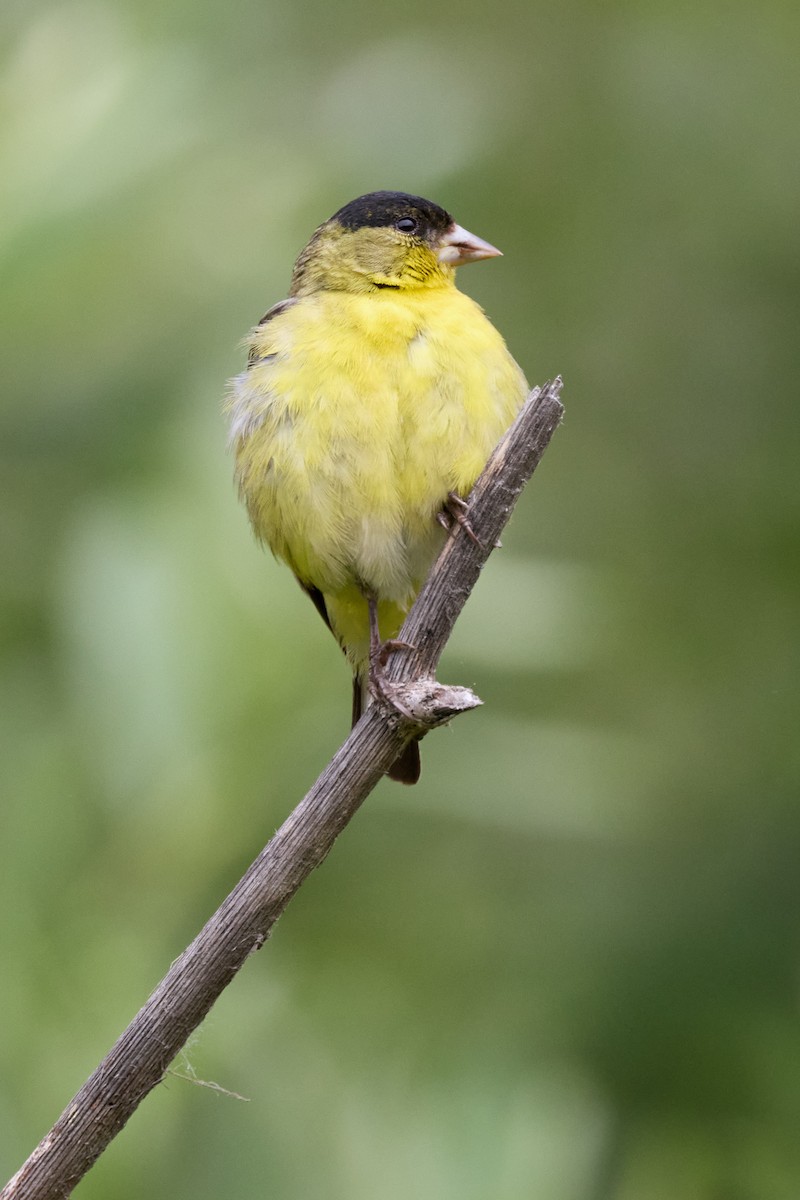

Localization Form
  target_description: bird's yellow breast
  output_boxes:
[228,283,527,629]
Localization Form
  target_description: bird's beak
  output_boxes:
[436,223,503,267]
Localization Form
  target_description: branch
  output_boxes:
[2,378,564,1200]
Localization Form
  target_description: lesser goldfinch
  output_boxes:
[226,191,528,783]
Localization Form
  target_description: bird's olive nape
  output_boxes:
[331,191,453,238]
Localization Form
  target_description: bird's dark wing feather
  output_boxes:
[351,673,363,726]
[296,578,333,633]
[247,298,298,366]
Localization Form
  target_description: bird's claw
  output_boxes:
[368,677,417,722]
[368,669,416,723]
[438,491,483,548]
[367,638,417,720]
[372,638,415,671]
[364,594,417,719]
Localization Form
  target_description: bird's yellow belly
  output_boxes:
[230,288,527,658]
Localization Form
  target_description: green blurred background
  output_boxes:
[2,0,799,1196]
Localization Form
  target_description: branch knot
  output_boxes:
[376,679,483,732]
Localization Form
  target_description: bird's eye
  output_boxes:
[396,217,417,233]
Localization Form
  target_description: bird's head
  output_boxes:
[290,191,502,296]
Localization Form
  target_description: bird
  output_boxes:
[226,191,528,784]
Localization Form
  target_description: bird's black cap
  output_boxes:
[331,191,453,236]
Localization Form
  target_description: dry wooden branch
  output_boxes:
[1,378,564,1200]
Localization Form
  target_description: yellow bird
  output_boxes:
[226,191,528,783]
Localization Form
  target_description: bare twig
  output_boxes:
[1,379,564,1200]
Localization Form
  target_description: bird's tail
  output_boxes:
[351,673,421,785]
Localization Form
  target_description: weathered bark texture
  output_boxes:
[1,378,563,1200]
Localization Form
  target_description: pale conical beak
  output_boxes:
[436,223,503,267]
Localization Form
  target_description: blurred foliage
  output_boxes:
[1,0,799,1196]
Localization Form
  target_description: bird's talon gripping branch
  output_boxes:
[367,674,419,723]
[365,597,418,720]
[439,491,484,549]
[374,638,416,669]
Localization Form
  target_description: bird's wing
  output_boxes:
[226,298,300,445]
[235,298,341,648]
[297,579,333,633]
[247,298,298,366]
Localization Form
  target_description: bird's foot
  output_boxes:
[364,594,417,719]
[368,640,417,721]
[373,638,415,670]
[369,669,417,722]
[437,491,483,548]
